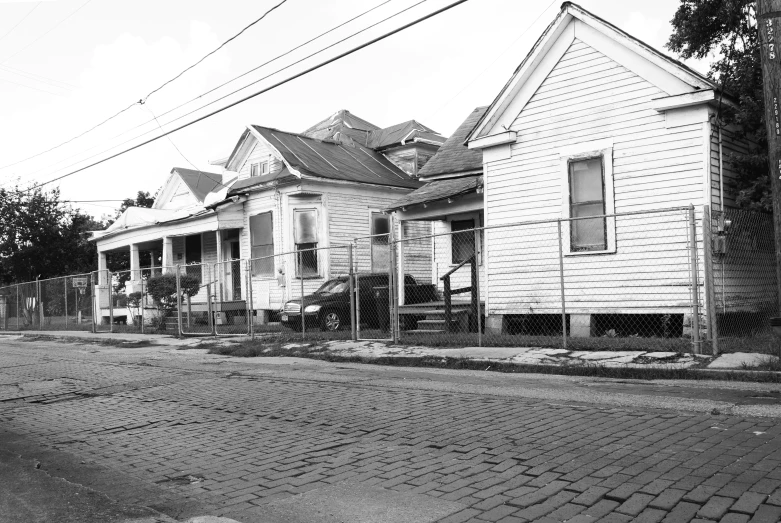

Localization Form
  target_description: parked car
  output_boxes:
[280,273,437,331]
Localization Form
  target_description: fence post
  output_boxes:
[300,249,305,341]
[91,272,96,333]
[64,278,69,329]
[207,282,215,336]
[474,230,482,347]
[389,223,398,343]
[703,205,719,356]
[688,205,701,354]
[140,276,145,335]
[36,276,41,328]
[108,271,114,333]
[16,285,19,331]
[247,260,254,339]
[349,245,356,341]
[557,219,567,348]
[176,265,183,337]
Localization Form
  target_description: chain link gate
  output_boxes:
[351,235,393,341]
[92,269,113,333]
[211,259,249,336]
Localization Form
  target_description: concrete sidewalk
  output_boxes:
[3,330,778,371]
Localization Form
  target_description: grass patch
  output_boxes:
[719,334,781,356]
[208,339,781,383]
[19,334,155,349]
[741,355,781,372]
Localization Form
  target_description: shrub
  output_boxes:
[145,273,200,313]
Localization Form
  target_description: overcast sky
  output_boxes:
[0,0,711,219]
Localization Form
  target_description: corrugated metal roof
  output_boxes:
[302,109,379,145]
[385,175,482,211]
[418,107,487,178]
[253,125,422,189]
[172,167,225,202]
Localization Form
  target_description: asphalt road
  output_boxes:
[2,335,781,523]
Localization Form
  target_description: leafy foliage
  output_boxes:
[146,273,200,313]
[667,0,770,210]
[0,187,105,285]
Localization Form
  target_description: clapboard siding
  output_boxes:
[484,38,707,315]
[237,140,285,181]
[710,127,749,210]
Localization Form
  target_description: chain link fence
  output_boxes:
[2,205,780,354]
[706,207,779,354]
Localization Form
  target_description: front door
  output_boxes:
[230,241,241,300]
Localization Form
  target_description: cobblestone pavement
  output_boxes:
[2,337,781,523]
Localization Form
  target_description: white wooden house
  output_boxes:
[389,2,772,337]
[92,110,443,324]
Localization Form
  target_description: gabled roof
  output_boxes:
[385,175,482,212]
[302,109,380,145]
[171,167,225,202]
[419,107,487,179]
[226,167,297,197]
[366,120,444,149]
[252,126,422,189]
[468,1,720,143]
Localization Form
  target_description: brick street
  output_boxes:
[2,336,781,523]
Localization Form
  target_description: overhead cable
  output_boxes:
[29,0,469,190]
[0,2,42,45]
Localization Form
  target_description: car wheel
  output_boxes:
[320,310,343,331]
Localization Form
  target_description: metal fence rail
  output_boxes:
[0,205,778,354]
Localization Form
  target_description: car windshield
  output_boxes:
[314,280,348,294]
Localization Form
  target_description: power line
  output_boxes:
[426,0,557,121]
[0,0,400,179]
[0,0,93,64]
[28,0,469,191]
[0,75,66,96]
[141,0,287,105]
[0,64,77,90]
[0,2,41,45]
[0,0,292,172]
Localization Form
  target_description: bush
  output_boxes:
[146,273,200,313]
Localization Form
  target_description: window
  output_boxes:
[560,143,615,255]
[371,212,390,272]
[451,219,475,264]
[250,160,269,177]
[250,212,274,277]
[185,234,202,281]
[568,157,606,251]
[294,209,319,277]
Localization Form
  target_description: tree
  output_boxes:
[116,190,155,218]
[667,0,769,210]
[0,187,104,284]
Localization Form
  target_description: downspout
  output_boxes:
[718,125,724,211]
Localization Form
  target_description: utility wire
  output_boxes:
[0,64,77,90]
[426,0,557,121]
[28,0,469,190]
[141,0,287,104]
[0,0,403,183]
[0,0,93,64]
[0,0,290,172]
[0,2,41,45]
[143,105,229,190]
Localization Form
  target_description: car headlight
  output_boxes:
[304,305,321,313]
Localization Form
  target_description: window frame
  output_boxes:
[560,145,616,256]
[370,211,390,272]
[293,208,320,279]
[249,211,274,278]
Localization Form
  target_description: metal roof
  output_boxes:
[366,120,444,149]
[252,125,422,189]
[226,167,297,197]
[171,167,225,202]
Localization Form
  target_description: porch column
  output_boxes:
[130,243,141,283]
[215,230,224,301]
[98,250,108,285]
[149,250,157,276]
[162,236,173,273]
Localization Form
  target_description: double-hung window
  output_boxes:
[371,212,390,272]
[561,143,615,255]
[249,160,269,177]
[569,158,606,251]
[294,209,319,277]
[250,212,274,277]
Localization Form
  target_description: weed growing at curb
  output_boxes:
[207,341,781,383]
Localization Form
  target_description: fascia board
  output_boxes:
[569,4,713,92]
[468,131,518,150]
[650,90,730,112]
[467,11,574,142]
